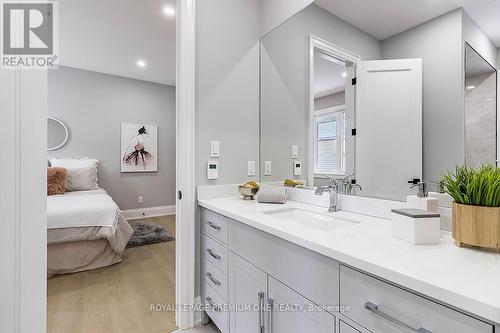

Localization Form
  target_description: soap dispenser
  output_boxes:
[407,181,439,213]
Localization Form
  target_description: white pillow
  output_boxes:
[49,158,99,191]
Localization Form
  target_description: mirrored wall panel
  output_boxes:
[465,43,497,167]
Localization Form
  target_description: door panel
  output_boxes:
[355,58,422,201]
[229,253,267,333]
[268,277,335,333]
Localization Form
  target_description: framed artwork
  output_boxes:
[121,123,158,172]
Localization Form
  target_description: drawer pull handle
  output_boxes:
[206,248,221,260]
[268,298,274,333]
[364,302,432,333]
[206,297,220,312]
[206,272,221,286]
[258,292,265,333]
[207,221,221,230]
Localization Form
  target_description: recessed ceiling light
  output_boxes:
[342,72,347,78]
[163,6,175,16]
[136,59,146,68]
[466,85,475,90]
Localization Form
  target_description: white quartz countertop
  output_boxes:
[198,197,500,324]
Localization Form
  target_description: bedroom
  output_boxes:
[45,0,177,332]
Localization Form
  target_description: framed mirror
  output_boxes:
[47,117,69,151]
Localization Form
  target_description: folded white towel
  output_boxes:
[257,186,287,204]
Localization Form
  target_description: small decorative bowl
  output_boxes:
[238,186,259,200]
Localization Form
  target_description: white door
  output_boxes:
[268,277,335,333]
[355,59,422,201]
[229,253,268,333]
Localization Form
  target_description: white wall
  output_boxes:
[196,0,261,186]
[382,10,464,185]
[48,66,176,210]
[260,0,313,36]
[260,3,381,183]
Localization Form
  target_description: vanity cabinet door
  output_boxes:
[229,253,267,333]
[268,277,335,333]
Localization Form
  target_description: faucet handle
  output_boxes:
[318,175,337,187]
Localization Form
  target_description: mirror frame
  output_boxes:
[47,116,69,151]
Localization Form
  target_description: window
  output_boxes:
[314,107,346,175]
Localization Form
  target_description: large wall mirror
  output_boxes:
[259,1,498,202]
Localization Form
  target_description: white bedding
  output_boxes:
[47,188,121,229]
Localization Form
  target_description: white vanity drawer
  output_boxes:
[340,265,493,333]
[202,209,228,244]
[204,281,229,333]
[202,233,228,273]
[202,258,228,301]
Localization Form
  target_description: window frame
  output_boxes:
[313,105,346,177]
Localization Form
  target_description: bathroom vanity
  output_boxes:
[199,194,500,333]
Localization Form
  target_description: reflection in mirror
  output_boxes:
[465,43,497,167]
[260,1,500,202]
[47,117,69,151]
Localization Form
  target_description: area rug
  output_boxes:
[126,221,175,248]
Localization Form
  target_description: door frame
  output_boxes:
[1,69,48,333]
[176,0,198,329]
[308,35,360,185]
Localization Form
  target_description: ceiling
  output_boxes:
[314,0,460,41]
[58,0,176,86]
[314,0,500,47]
[314,52,346,98]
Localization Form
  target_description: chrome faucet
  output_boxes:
[315,176,340,212]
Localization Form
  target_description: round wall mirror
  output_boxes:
[47,117,69,151]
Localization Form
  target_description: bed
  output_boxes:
[47,188,133,276]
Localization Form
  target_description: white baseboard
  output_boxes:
[121,205,175,220]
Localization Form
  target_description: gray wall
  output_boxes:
[381,10,464,185]
[260,0,313,36]
[48,66,176,210]
[196,0,261,186]
[260,3,381,183]
[315,91,345,111]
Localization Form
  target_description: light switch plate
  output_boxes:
[292,145,298,159]
[264,161,272,176]
[210,141,220,158]
[247,161,256,176]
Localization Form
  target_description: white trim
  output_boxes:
[313,104,346,116]
[1,69,48,332]
[308,35,360,186]
[176,0,197,329]
[47,116,69,151]
[121,205,176,220]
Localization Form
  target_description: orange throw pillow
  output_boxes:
[47,167,67,196]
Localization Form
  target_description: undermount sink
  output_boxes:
[262,208,358,231]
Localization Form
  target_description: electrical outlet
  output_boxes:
[138,196,143,204]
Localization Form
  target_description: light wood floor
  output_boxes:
[47,215,177,333]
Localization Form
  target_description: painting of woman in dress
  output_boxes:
[121,124,158,172]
